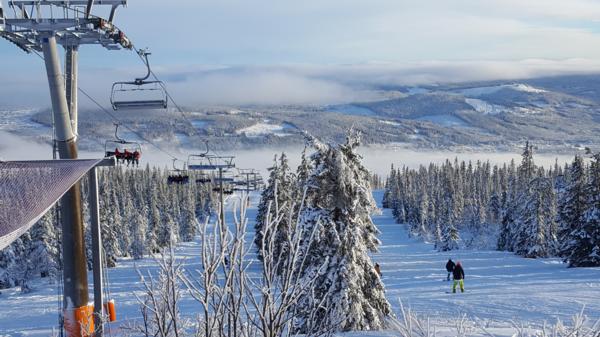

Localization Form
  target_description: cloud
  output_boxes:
[4,0,600,107]
[0,131,54,161]
[4,58,600,108]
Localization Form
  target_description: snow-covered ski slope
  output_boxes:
[1,191,600,336]
[370,191,600,331]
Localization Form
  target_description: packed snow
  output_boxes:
[379,119,402,126]
[416,114,467,127]
[464,98,509,115]
[235,122,293,137]
[373,197,600,328]
[458,83,547,97]
[0,191,599,336]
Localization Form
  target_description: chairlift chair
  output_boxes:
[196,172,212,184]
[104,123,142,167]
[167,159,189,185]
[110,49,168,111]
[213,185,234,195]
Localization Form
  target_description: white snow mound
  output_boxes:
[236,123,292,137]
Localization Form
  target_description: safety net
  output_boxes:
[0,159,103,250]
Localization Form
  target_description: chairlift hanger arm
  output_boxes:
[188,142,210,158]
[135,50,152,84]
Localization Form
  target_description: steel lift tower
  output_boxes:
[0,1,131,335]
[188,154,236,228]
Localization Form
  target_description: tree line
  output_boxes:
[382,142,600,267]
[0,165,213,290]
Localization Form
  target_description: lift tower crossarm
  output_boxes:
[0,0,131,53]
[9,1,126,7]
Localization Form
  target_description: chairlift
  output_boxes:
[167,159,189,185]
[196,172,212,184]
[213,185,234,195]
[110,49,168,111]
[104,123,142,167]
[186,143,214,183]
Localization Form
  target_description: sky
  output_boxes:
[3,0,600,106]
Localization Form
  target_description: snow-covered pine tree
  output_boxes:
[255,153,295,266]
[498,161,517,251]
[255,155,280,259]
[102,187,122,267]
[518,141,535,184]
[436,162,461,251]
[382,165,395,209]
[295,132,391,333]
[119,191,135,256]
[131,206,149,260]
[179,183,197,242]
[558,155,588,257]
[565,152,600,267]
[514,177,557,258]
[146,190,161,254]
[27,210,59,279]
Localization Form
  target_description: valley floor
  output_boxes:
[1,191,599,336]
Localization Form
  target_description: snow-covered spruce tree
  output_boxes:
[558,155,588,258]
[102,187,122,267]
[382,165,396,209]
[565,152,600,267]
[514,177,557,258]
[254,153,296,266]
[438,222,460,251]
[436,163,460,251]
[27,210,60,279]
[518,141,536,184]
[146,191,162,254]
[296,146,312,190]
[131,206,149,260]
[294,132,392,333]
[179,183,197,242]
[497,161,517,251]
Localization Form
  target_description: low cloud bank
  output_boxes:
[4,59,600,108]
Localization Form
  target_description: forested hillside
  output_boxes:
[383,142,600,267]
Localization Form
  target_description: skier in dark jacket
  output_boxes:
[445,259,455,281]
[452,261,465,293]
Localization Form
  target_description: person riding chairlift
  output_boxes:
[133,150,141,167]
[114,147,122,163]
[123,149,131,166]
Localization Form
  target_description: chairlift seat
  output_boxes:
[112,99,167,110]
[168,175,189,185]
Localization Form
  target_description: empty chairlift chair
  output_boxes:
[111,49,168,111]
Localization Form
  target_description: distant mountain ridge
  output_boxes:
[3,74,600,153]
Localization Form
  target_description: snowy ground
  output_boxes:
[1,191,600,336]
[372,190,600,333]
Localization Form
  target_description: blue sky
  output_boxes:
[3,0,600,106]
